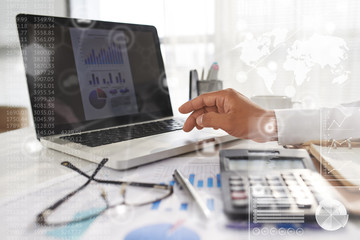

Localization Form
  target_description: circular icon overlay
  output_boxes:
[105,205,135,226]
[89,88,107,109]
[315,199,349,231]
[194,137,222,157]
[109,25,135,51]
[58,68,80,96]
[21,135,43,159]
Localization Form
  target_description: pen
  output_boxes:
[206,62,219,80]
[173,169,211,219]
[189,70,199,100]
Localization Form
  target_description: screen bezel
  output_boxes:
[16,13,173,138]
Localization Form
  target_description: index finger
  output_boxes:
[178,91,223,114]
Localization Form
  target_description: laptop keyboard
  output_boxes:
[60,119,184,147]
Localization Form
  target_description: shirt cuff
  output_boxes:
[274,109,321,145]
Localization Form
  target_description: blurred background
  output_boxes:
[1,0,360,128]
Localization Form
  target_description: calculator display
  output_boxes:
[227,157,305,171]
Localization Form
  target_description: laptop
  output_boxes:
[16,14,236,169]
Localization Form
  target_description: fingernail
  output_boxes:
[196,114,203,126]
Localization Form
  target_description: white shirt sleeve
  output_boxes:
[274,109,321,145]
[274,104,360,145]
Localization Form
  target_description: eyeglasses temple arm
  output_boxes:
[38,159,109,226]
[61,158,108,180]
[37,182,89,225]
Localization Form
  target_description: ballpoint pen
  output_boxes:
[200,68,204,81]
[206,62,219,81]
[173,169,211,219]
[189,69,199,100]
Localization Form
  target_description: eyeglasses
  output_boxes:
[36,158,173,227]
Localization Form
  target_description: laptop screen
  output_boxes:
[17,14,173,138]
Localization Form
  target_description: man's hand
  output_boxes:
[178,88,278,142]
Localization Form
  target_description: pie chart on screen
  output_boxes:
[89,88,107,109]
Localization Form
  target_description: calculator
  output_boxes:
[220,149,336,222]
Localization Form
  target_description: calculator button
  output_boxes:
[230,176,243,181]
[266,176,281,181]
[250,181,267,187]
[300,174,313,182]
[287,186,303,193]
[232,199,248,208]
[251,186,272,198]
[285,180,300,186]
[271,186,287,191]
[230,180,244,186]
[282,173,295,177]
[272,189,288,198]
[292,192,311,200]
[231,192,248,200]
[304,181,313,187]
[282,176,297,181]
[296,198,312,209]
[230,185,245,192]
[248,176,264,181]
[292,193,311,201]
[267,180,283,187]
[307,186,317,193]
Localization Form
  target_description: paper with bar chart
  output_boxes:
[0,157,242,240]
[69,28,138,120]
[319,107,360,183]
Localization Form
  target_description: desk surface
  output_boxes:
[0,127,276,200]
[1,127,359,240]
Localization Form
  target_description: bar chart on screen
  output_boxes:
[89,72,126,86]
[84,42,124,65]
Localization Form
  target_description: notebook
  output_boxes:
[16,14,235,170]
[309,141,360,215]
[309,143,360,187]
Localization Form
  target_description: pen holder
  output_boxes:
[197,80,223,95]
